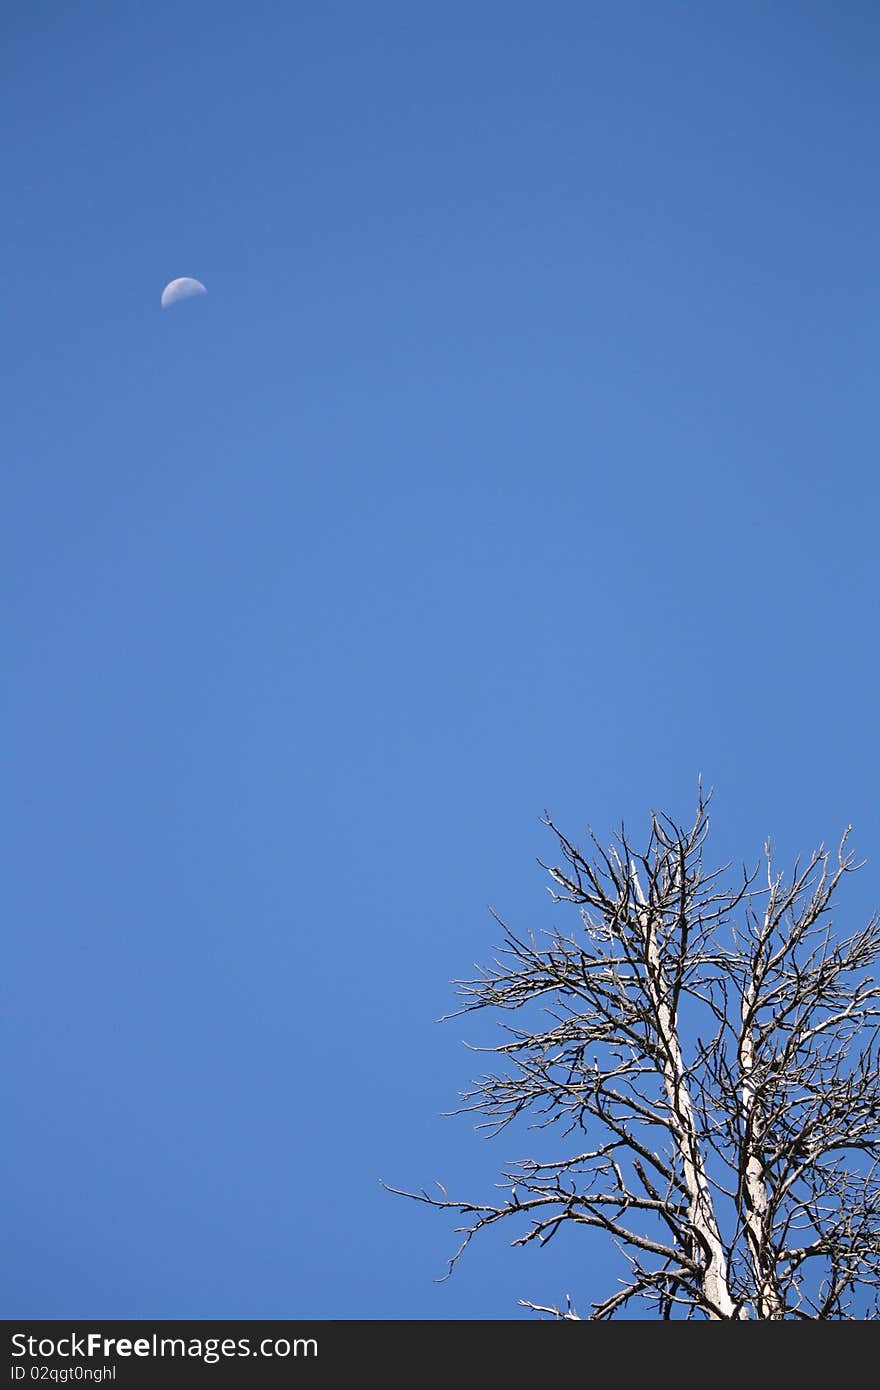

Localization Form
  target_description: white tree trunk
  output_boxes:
[740,974,782,1318]
[632,865,740,1318]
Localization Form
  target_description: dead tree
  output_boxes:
[387,791,880,1318]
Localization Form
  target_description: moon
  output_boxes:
[161,277,207,309]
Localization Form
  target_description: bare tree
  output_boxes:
[387,790,880,1318]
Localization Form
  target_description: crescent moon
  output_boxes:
[161,277,207,309]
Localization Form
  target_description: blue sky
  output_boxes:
[3,2,879,1319]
